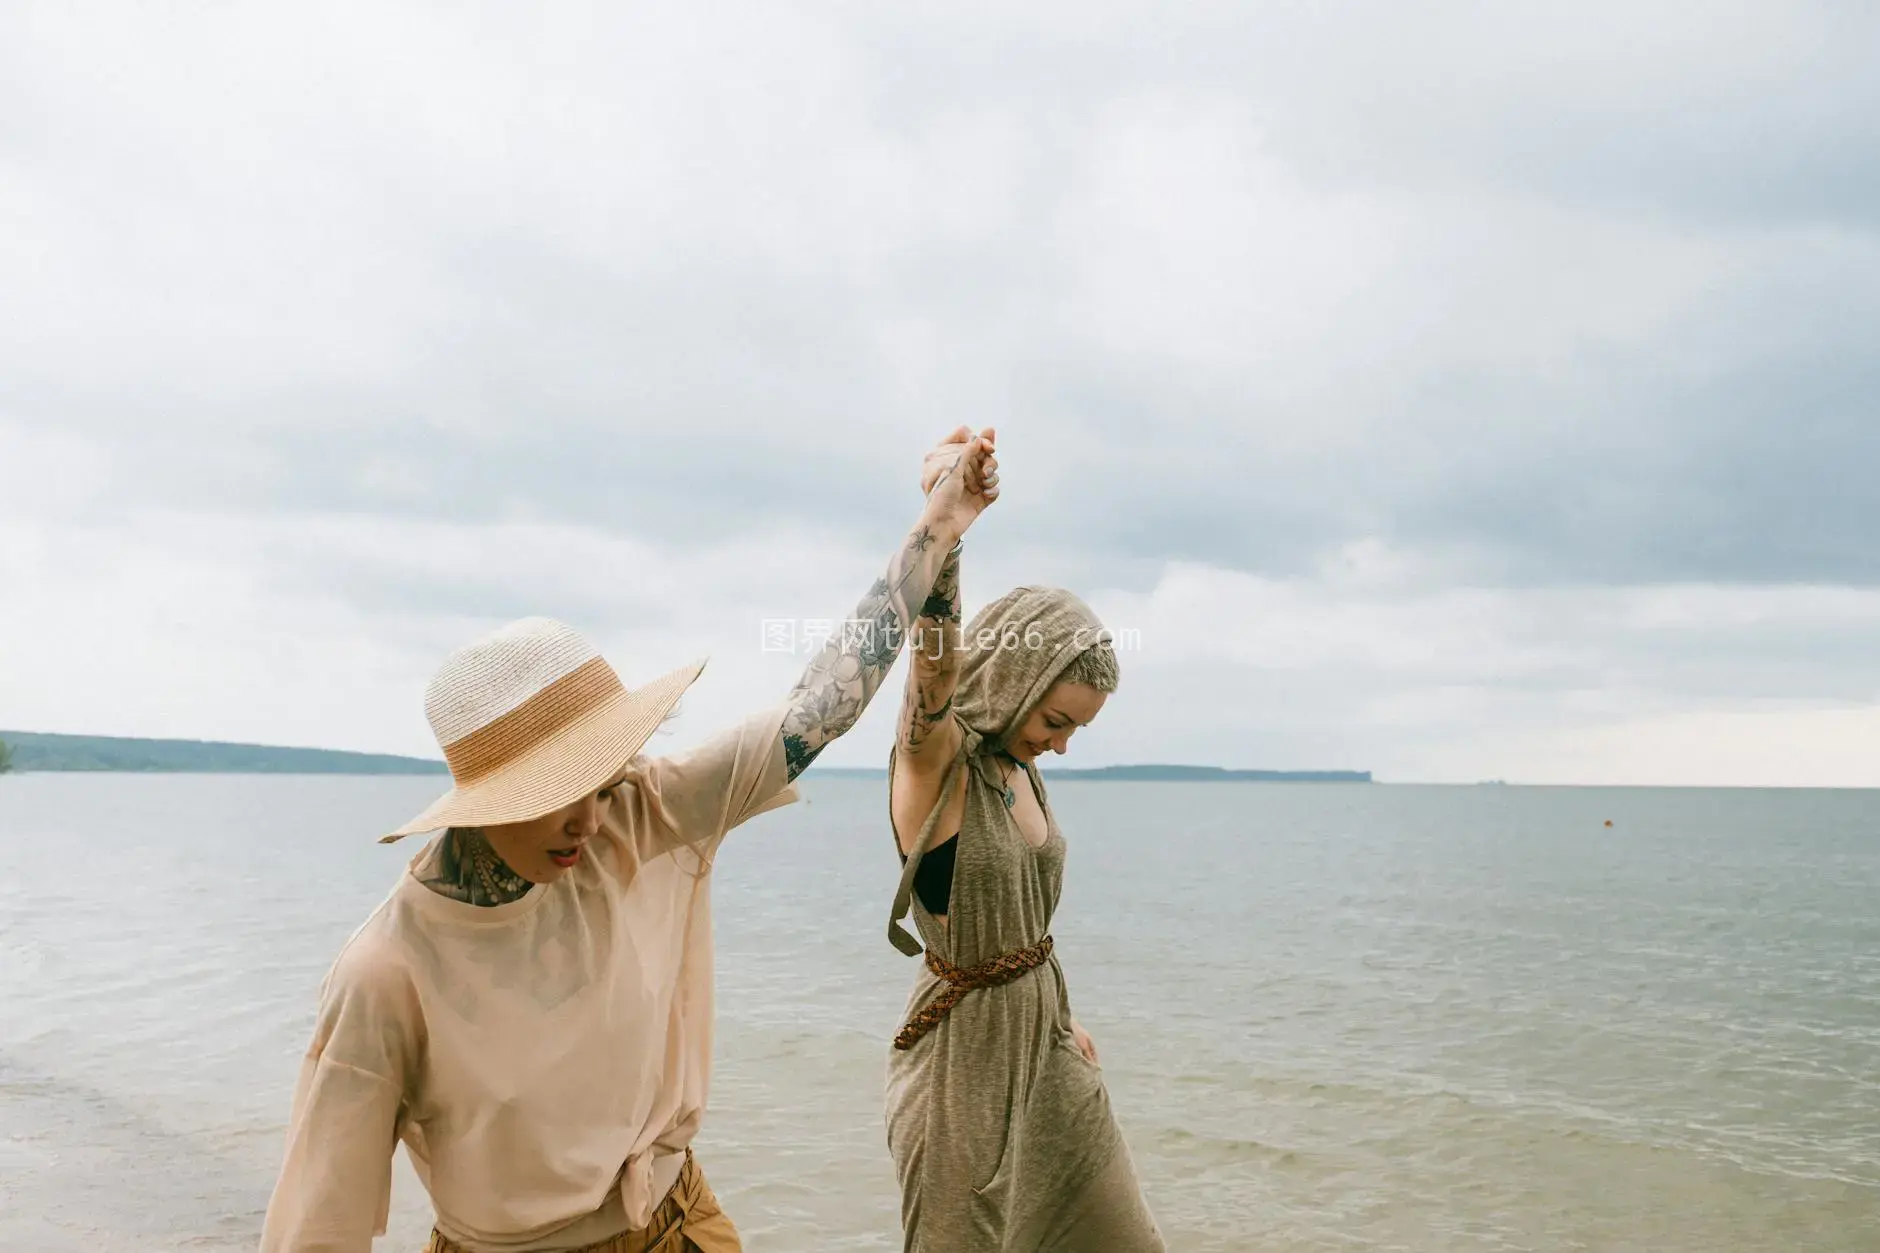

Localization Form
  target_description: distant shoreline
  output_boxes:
[0,731,1367,782]
[811,764,1372,783]
[0,731,449,775]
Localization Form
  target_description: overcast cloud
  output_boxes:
[4,1,1878,784]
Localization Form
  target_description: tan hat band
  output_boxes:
[443,657,626,785]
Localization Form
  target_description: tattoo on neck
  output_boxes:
[419,828,533,906]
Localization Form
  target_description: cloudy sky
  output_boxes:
[4,2,1878,785]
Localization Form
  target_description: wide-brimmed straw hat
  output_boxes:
[380,616,704,843]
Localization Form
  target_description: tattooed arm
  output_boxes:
[894,538,964,762]
[779,429,998,782]
[410,433,995,901]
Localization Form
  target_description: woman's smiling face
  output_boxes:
[1006,682,1109,763]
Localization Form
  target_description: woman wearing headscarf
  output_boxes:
[883,432,1163,1252]
[259,429,998,1253]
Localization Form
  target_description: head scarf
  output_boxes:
[888,586,1112,955]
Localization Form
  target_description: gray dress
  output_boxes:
[885,749,1164,1252]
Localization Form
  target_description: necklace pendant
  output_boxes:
[1003,785,1016,809]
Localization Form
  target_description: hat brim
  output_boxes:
[380,657,706,843]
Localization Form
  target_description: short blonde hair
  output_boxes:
[1057,640,1119,693]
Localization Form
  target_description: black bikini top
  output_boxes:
[897,752,1028,916]
[901,833,958,916]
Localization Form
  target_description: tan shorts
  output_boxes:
[426,1152,740,1253]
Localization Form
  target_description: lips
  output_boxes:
[547,847,582,869]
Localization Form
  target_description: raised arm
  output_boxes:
[895,514,965,763]
[779,429,997,781]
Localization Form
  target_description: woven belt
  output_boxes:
[892,935,1054,1050]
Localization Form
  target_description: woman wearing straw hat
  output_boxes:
[882,447,1162,1251]
[259,429,999,1253]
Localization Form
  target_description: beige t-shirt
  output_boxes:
[260,705,796,1253]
